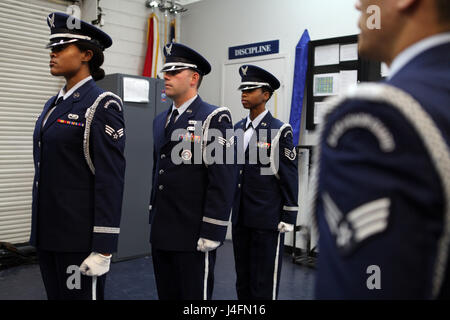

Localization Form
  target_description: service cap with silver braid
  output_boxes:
[238,64,280,91]
[46,12,112,50]
[160,42,211,75]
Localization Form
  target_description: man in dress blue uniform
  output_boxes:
[313,0,450,299]
[30,12,125,300]
[149,42,236,300]
[232,65,299,300]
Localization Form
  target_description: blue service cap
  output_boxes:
[161,42,211,76]
[238,64,280,91]
[46,12,112,50]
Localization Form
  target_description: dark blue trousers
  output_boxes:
[151,247,216,300]
[232,224,284,300]
[37,250,106,300]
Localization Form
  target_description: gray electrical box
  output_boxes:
[96,73,171,262]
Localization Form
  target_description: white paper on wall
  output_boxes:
[314,44,340,66]
[314,101,332,124]
[340,43,358,62]
[339,70,358,94]
[123,77,150,103]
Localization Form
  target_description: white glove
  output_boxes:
[79,252,111,277]
[196,238,221,252]
[278,222,294,233]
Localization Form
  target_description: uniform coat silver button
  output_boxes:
[159,169,164,175]
[159,185,164,190]
[161,154,166,159]
[238,184,241,188]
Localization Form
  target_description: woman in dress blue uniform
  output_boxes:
[232,65,299,300]
[29,12,126,300]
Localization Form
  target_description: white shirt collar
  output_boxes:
[388,32,450,80]
[171,94,198,117]
[246,109,269,129]
[57,75,93,100]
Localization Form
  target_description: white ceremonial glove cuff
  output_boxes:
[197,238,221,252]
[278,222,294,233]
[79,252,111,277]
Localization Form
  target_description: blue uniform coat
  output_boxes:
[232,111,299,230]
[149,96,236,251]
[315,42,450,299]
[30,79,126,253]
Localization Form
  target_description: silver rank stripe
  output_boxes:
[284,148,296,160]
[347,198,390,243]
[93,226,120,234]
[217,136,231,147]
[323,193,391,247]
[105,125,115,136]
[117,128,124,138]
[202,217,228,226]
[283,206,299,211]
[105,125,124,139]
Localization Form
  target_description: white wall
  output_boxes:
[181,0,360,248]
[181,0,360,145]
[97,0,181,76]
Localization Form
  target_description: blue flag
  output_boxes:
[289,30,310,146]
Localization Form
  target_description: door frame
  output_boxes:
[220,53,288,121]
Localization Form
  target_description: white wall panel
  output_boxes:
[0,0,68,244]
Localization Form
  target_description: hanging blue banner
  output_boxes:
[229,40,279,60]
[289,30,310,146]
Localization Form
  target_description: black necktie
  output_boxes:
[165,109,179,136]
[246,122,253,131]
[55,96,64,106]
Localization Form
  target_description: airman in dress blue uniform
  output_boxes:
[149,43,236,300]
[30,12,126,300]
[313,0,450,299]
[232,65,299,300]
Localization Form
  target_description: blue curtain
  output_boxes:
[289,30,310,146]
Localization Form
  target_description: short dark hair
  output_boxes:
[436,0,450,23]
[187,69,203,89]
[196,74,203,89]
[75,41,105,81]
[261,86,274,101]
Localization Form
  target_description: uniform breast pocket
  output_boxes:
[177,132,202,164]
[53,119,85,144]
